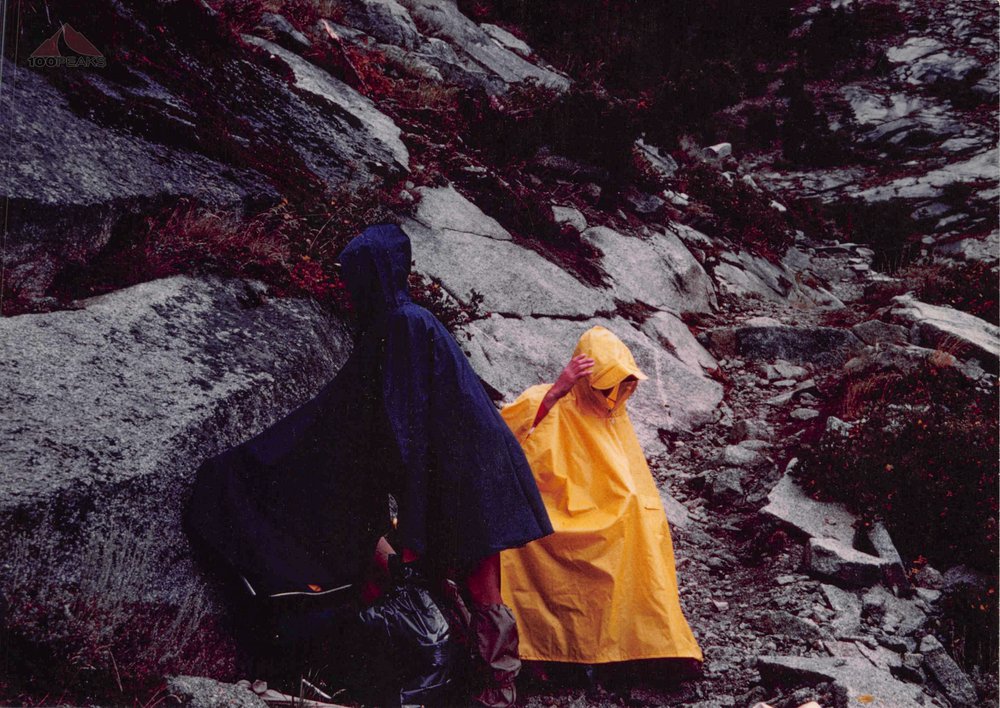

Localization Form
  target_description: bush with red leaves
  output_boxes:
[677,160,794,259]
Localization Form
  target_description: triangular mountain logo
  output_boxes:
[29,24,106,68]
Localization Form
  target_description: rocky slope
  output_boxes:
[1,0,996,705]
[741,0,998,265]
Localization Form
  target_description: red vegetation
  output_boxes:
[677,160,795,260]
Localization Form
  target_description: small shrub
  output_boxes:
[409,274,485,332]
[676,160,794,259]
[205,0,270,34]
[307,24,395,98]
[817,306,868,329]
[390,82,461,115]
[465,81,639,179]
[614,299,658,326]
[207,0,328,35]
[940,583,1000,677]
[786,196,848,245]
[648,60,751,143]
[144,201,294,278]
[0,283,50,317]
[833,198,929,269]
[799,362,998,568]
[838,370,903,421]
[738,103,782,150]
[860,260,1000,325]
[779,78,856,167]
[48,178,410,314]
[466,0,793,143]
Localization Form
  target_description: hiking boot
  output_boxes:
[469,603,520,708]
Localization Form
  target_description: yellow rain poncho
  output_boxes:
[500,326,702,664]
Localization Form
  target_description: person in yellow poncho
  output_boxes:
[500,326,702,668]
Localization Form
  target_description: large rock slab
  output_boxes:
[842,85,961,146]
[166,676,268,708]
[243,37,409,171]
[713,249,846,309]
[257,12,313,51]
[701,321,865,366]
[920,635,979,707]
[855,148,998,202]
[805,537,895,588]
[0,58,264,299]
[581,226,717,315]
[640,311,718,373]
[338,0,424,48]
[761,473,858,547]
[404,186,613,317]
[0,276,351,647]
[932,230,999,263]
[719,251,793,299]
[0,58,264,209]
[462,315,723,454]
[887,37,981,86]
[889,294,1000,370]
[397,0,570,92]
[758,655,927,705]
[480,23,534,59]
[712,262,786,303]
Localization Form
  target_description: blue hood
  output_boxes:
[340,224,412,325]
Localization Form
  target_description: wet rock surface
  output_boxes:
[403,185,613,317]
[889,294,1000,370]
[701,322,865,367]
[582,226,717,315]
[0,276,351,637]
[750,0,998,258]
[166,675,268,708]
[397,0,570,92]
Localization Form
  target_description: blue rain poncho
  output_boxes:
[186,225,551,597]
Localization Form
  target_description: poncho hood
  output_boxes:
[571,326,647,416]
[340,224,412,325]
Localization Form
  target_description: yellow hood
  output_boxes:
[571,326,647,416]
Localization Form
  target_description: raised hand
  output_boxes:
[549,354,595,401]
[531,355,595,430]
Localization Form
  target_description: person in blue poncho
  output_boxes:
[187,224,551,707]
